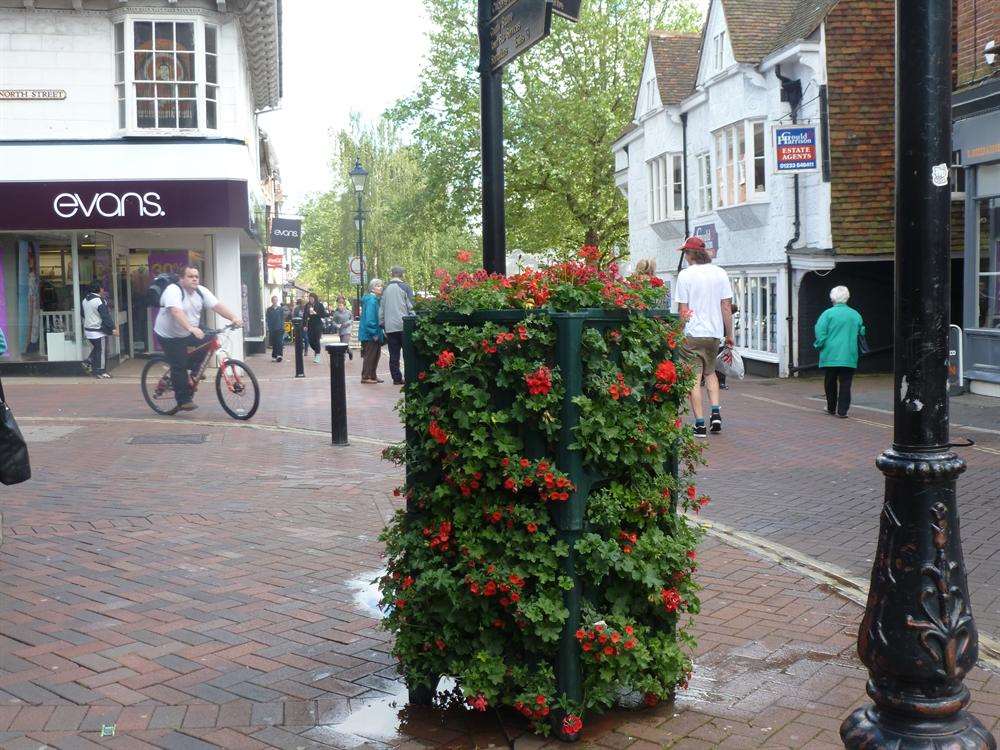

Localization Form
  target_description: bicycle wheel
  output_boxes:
[216,359,260,420]
[141,358,181,416]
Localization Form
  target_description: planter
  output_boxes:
[378,258,705,740]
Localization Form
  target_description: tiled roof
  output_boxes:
[615,121,640,143]
[718,0,840,64]
[773,0,842,50]
[649,32,702,105]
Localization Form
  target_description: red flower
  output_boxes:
[516,325,528,341]
[395,599,406,609]
[655,360,677,388]
[579,244,601,264]
[501,457,510,467]
[623,639,636,650]
[535,694,546,706]
[666,332,677,349]
[435,350,456,368]
[483,581,497,597]
[687,550,697,561]
[603,645,616,656]
[575,629,586,640]
[456,249,472,264]
[428,420,449,445]
[526,522,538,534]
[562,714,584,735]
[624,625,634,635]
[644,693,660,707]
[402,576,414,589]
[660,587,683,612]
[468,693,488,711]
[417,371,427,381]
[519,458,531,468]
[524,366,553,396]
[503,477,517,491]
[687,485,697,500]
[649,276,664,287]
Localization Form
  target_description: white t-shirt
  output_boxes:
[674,263,733,339]
[154,284,219,340]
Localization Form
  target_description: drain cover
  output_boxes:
[129,434,208,445]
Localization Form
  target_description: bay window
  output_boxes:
[647,153,684,223]
[732,274,779,354]
[713,120,767,209]
[113,18,220,133]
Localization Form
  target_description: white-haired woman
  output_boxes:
[359,278,384,384]
[813,285,866,418]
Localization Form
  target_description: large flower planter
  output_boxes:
[379,265,704,741]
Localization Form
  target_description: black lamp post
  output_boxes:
[840,0,996,748]
[350,158,368,313]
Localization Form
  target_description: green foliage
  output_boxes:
[389,0,703,257]
[298,117,478,299]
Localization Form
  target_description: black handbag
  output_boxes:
[0,379,31,485]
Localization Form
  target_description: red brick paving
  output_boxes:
[0,366,997,748]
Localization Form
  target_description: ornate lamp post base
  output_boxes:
[842,689,995,749]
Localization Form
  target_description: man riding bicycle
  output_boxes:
[154,265,243,412]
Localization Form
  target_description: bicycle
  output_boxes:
[140,324,260,420]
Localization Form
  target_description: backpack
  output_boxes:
[146,274,203,308]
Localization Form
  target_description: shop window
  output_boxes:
[978,197,1000,330]
[115,17,217,133]
[731,274,779,354]
[647,153,683,224]
[713,120,767,209]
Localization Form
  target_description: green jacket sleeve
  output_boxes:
[814,310,829,351]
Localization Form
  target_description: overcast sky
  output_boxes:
[260,0,711,214]
[257,1,431,213]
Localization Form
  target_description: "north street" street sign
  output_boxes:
[489,0,553,72]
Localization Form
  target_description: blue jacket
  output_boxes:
[814,303,866,368]
[359,293,383,343]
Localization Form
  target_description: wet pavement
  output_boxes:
[0,361,998,748]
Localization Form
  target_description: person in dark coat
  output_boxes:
[265,295,287,362]
[303,292,327,364]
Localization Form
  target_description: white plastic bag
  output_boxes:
[715,346,745,380]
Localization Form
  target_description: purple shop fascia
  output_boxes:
[0,179,254,373]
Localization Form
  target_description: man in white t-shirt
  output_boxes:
[154,265,242,412]
[674,237,734,438]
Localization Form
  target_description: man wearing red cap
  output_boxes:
[675,237,734,438]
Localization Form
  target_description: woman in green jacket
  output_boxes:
[814,286,866,418]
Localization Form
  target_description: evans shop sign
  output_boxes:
[0,180,250,230]
[773,125,819,173]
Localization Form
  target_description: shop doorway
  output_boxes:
[125,249,206,356]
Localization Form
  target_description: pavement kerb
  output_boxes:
[691,513,1000,669]
[19,414,397,447]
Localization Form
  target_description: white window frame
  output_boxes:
[645,76,658,114]
[647,153,684,224]
[713,119,768,209]
[115,16,220,135]
[951,150,966,201]
[731,274,779,355]
[713,31,726,71]
[696,152,712,215]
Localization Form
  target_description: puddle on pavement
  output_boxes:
[347,569,388,618]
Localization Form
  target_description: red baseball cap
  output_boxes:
[679,236,706,252]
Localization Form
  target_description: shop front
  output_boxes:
[0,179,251,374]
[955,80,1000,396]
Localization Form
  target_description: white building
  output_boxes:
[0,0,281,372]
[614,0,908,377]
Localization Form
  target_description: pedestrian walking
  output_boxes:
[359,278,384,384]
[674,236,734,438]
[304,293,327,364]
[331,295,354,361]
[633,258,670,308]
[379,266,415,385]
[81,282,118,378]
[814,285,866,418]
[265,295,286,362]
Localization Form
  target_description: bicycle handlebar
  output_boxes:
[202,323,241,337]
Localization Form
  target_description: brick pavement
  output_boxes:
[0,367,998,748]
[692,375,1000,644]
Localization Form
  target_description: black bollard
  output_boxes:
[326,343,349,446]
[840,0,996,747]
[292,316,305,379]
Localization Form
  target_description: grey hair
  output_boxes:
[369,278,383,292]
[390,266,405,279]
[830,285,850,304]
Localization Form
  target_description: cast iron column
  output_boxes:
[292,316,305,379]
[356,191,365,311]
[840,0,996,748]
[326,343,349,446]
[479,0,506,275]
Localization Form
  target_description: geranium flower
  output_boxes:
[562,714,584,735]
[435,350,456,368]
[428,420,449,445]
[456,249,472,264]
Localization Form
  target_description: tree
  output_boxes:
[298,117,478,299]
[388,0,701,259]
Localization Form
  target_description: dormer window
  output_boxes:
[713,31,726,72]
[113,18,221,134]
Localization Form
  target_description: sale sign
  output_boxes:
[774,125,819,173]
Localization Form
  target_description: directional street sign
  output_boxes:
[489,0,553,72]
[552,0,582,21]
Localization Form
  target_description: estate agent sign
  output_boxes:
[773,124,820,173]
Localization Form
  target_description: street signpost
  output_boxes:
[348,256,364,286]
[478,0,578,275]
